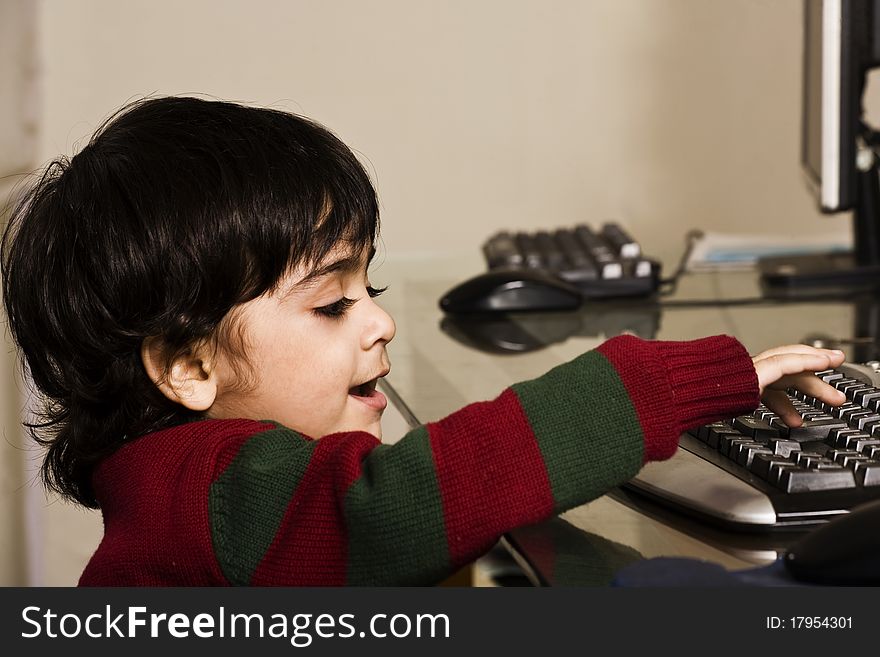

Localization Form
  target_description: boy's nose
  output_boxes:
[363,299,396,349]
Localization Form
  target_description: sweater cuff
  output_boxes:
[598,334,760,462]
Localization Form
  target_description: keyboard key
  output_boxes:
[574,225,622,280]
[785,417,848,442]
[777,467,856,493]
[831,378,861,392]
[768,461,801,487]
[753,407,776,422]
[533,231,568,271]
[839,408,873,424]
[600,222,641,259]
[719,435,754,458]
[631,259,653,278]
[697,421,726,442]
[736,445,773,468]
[554,229,599,283]
[794,452,826,468]
[861,420,880,436]
[816,370,844,383]
[829,401,860,417]
[853,461,880,486]
[767,438,801,457]
[854,413,880,431]
[826,427,862,448]
[732,416,780,442]
[826,449,867,468]
[844,436,880,452]
[706,426,742,449]
[574,225,613,261]
[844,382,874,394]
[842,382,872,399]
[854,387,880,407]
[768,417,788,434]
[750,453,793,480]
[514,232,544,269]
[483,231,524,268]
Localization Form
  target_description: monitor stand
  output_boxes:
[758,155,880,298]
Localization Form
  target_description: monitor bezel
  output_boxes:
[801,0,863,213]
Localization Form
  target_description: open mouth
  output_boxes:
[349,378,379,398]
[348,374,388,412]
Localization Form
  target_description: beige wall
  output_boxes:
[37,0,843,267]
[0,0,865,584]
[0,0,38,586]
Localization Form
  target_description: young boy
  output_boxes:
[1,96,846,586]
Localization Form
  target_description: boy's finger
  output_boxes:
[772,373,847,406]
[754,353,837,391]
[761,389,803,427]
[753,344,843,358]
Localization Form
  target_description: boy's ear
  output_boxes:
[141,337,218,411]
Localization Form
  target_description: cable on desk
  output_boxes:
[657,229,704,297]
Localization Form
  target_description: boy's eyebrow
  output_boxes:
[292,246,376,290]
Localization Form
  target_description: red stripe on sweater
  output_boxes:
[250,431,379,586]
[429,388,555,567]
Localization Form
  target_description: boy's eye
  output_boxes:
[312,286,386,319]
[313,297,356,319]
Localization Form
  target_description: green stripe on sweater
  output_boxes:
[209,428,316,585]
[344,426,449,585]
[511,350,644,510]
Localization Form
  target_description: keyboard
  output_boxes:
[625,362,880,530]
[482,223,661,300]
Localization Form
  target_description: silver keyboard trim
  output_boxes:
[627,443,778,527]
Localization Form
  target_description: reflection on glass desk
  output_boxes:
[440,303,661,353]
[502,492,799,587]
[373,257,880,586]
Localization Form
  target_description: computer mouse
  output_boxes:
[783,499,880,584]
[438,268,584,314]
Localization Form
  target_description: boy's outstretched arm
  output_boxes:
[208,336,844,586]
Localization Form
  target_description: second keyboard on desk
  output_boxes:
[483,223,661,300]
[625,362,880,530]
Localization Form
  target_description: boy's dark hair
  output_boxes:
[1,96,380,508]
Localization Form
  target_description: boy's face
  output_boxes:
[208,247,396,439]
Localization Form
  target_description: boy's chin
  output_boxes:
[362,421,382,440]
[325,419,382,441]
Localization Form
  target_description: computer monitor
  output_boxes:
[759,0,880,293]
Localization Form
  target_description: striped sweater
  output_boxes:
[78,334,758,586]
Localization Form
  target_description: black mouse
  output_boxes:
[438,268,584,314]
[783,499,880,584]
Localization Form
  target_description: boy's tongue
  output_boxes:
[348,381,387,411]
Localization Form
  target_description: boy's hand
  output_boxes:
[752,345,847,428]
